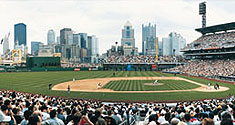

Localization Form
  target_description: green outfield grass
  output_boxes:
[0,71,234,102]
[103,80,200,91]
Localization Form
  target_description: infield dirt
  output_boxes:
[52,77,229,93]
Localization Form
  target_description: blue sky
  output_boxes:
[0,0,235,54]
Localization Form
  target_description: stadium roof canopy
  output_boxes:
[195,22,235,35]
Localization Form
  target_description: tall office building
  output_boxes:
[121,21,135,47]
[14,23,26,46]
[79,33,88,49]
[142,23,156,55]
[158,40,163,56]
[91,35,99,57]
[162,37,171,56]
[87,36,92,57]
[47,29,55,45]
[60,28,73,45]
[87,35,99,63]
[170,32,186,55]
[73,34,81,46]
[31,41,42,56]
[162,32,186,56]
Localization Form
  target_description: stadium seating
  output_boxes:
[183,31,235,50]
[99,55,186,64]
[0,90,234,125]
[165,59,235,77]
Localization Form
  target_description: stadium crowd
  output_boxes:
[0,90,234,125]
[99,56,186,64]
[165,59,235,77]
[100,55,156,64]
[183,31,235,50]
[61,63,102,68]
[158,56,186,63]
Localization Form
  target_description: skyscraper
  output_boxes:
[73,34,81,46]
[79,33,88,49]
[14,23,26,46]
[162,32,186,56]
[87,36,92,57]
[91,35,99,57]
[142,23,156,55]
[31,41,42,56]
[121,21,135,47]
[60,28,73,45]
[47,29,55,45]
[87,35,99,57]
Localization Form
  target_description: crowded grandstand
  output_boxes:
[165,22,235,82]
[0,90,234,125]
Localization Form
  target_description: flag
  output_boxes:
[0,39,3,44]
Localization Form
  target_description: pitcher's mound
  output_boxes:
[144,83,164,86]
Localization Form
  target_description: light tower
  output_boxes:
[199,2,206,28]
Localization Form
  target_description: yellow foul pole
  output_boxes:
[156,37,158,63]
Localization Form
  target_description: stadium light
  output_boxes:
[199,2,206,28]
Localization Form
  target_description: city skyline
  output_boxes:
[1,0,235,54]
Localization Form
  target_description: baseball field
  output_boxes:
[0,71,234,102]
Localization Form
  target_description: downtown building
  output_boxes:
[47,29,55,45]
[162,32,186,56]
[120,21,138,56]
[142,23,157,55]
[52,28,99,63]
[31,41,42,56]
[121,21,135,47]
[14,23,26,47]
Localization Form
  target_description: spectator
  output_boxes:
[112,109,121,124]
[45,109,64,125]
[57,108,65,123]
[202,118,214,125]
[20,110,33,125]
[104,110,116,125]
[28,114,41,125]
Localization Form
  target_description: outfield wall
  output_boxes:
[103,64,156,71]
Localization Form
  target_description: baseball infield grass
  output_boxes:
[0,71,234,102]
[103,80,200,91]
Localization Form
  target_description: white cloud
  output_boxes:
[0,0,235,54]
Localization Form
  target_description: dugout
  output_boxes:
[26,57,61,69]
[103,63,155,71]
